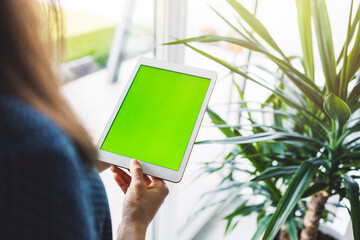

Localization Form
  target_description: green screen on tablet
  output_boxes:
[100,65,211,170]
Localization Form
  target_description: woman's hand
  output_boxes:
[111,160,169,240]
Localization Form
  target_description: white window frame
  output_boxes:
[152,0,187,239]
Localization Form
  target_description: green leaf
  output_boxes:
[166,35,324,107]
[180,43,321,121]
[210,183,249,220]
[226,0,286,59]
[205,107,282,202]
[269,65,323,109]
[252,166,298,181]
[212,123,287,133]
[296,0,314,80]
[200,183,244,199]
[257,210,266,224]
[197,132,323,147]
[286,216,299,240]
[262,159,326,240]
[345,3,360,84]
[343,175,360,240]
[347,79,360,106]
[351,101,360,112]
[165,35,263,52]
[209,5,254,44]
[337,4,360,65]
[232,108,328,138]
[252,214,273,240]
[323,93,351,126]
[224,218,238,235]
[207,108,237,138]
[311,0,337,93]
[224,201,248,234]
[235,16,262,45]
[167,35,325,116]
[224,203,265,220]
[347,119,360,133]
[253,64,323,111]
[302,182,327,198]
[254,55,321,95]
[338,0,354,99]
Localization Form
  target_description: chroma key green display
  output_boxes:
[101,65,210,170]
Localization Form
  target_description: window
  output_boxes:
[61,0,155,81]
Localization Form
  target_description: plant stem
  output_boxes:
[300,190,329,240]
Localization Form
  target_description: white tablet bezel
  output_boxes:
[96,57,217,182]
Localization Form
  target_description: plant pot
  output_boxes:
[318,223,345,240]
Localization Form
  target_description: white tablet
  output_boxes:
[97,57,217,182]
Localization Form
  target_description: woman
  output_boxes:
[0,0,168,239]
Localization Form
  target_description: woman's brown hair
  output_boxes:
[0,0,97,166]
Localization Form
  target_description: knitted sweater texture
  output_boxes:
[0,95,112,240]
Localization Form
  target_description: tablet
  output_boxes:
[97,57,217,182]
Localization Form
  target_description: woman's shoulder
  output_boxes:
[0,94,81,168]
[0,94,67,141]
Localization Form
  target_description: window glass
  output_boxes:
[61,0,154,80]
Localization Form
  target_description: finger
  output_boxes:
[113,173,129,194]
[111,165,131,185]
[129,159,145,189]
[143,174,152,187]
[151,177,165,184]
[150,178,169,196]
[111,165,132,185]
[150,177,167,188]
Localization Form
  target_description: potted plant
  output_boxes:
[167,0,360,239]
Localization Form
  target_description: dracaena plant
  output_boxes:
[167,0,360,239]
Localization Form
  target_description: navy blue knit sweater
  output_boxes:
[0,95,112,240]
